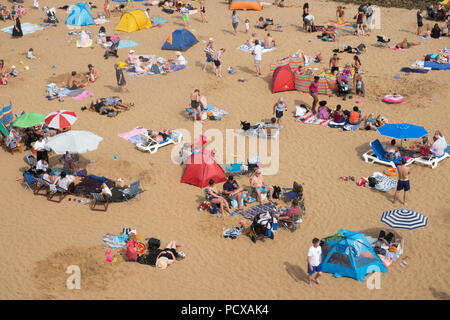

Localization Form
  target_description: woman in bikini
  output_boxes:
[199,0,207,23]
[395,38,420,49]
[352,55,362,73]
[207,179,232,216]
[155,240,185,269]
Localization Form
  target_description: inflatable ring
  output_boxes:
[384,168,398,176]
[136,242,147,255]
[383,94,404,103]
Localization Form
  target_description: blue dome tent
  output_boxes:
[162,28,198,51]
[321,228,388,281]
[65,3,95,26]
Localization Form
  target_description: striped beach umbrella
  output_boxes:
[45,110,77,129]
[381,209,428,230]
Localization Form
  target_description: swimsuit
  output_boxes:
[253,186,268,193]
[191,99,200,109]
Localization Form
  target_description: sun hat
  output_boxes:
[129,49,135,53]
[11,65,16,69]
[209,37,214,42]
[175,51,182,56]
[156,258,168,269]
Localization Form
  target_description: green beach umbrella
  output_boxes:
[12,112,46,128]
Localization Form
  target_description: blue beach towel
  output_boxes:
[103,233,128,248]
[118,40,139,49]
[1,22,44,35]
[152,18,169,25]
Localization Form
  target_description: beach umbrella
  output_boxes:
[381,209,428,230]
[45,130,103,154]
[12,112,45,128]
[440,0,449,5]
[45,110,77,129]
[377,123,428,140]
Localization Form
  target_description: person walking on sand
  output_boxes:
[231,10,242,35]
[203,38,214,72]
[114,63,128,93]
[213,48,225,78]
[307,238,322,287]
[104,0,111,19]
[273,96,287,126]
[416,9,424,36]
[180,4,190,28]
[252,40,263,76]
[199,0,207,23]
[393,158,410,206]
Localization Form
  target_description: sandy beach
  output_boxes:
[0,0,449,300]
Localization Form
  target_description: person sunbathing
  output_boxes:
[321,27,337,41]
[384,139,401,160]
[276,0,290,7]
[255,16,271,31]
[359,113,382,131]
[155,240,185,269]
[89,97,130,113]
[149,128,173,142]
[1,6,12,21]
[257,117,279,136]
[395,38,420,49]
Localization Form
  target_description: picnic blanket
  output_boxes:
[295,112,331,126]
[103,233,128,249]
[345,24,357,29]
[1,22,44,35]
[238,44,275,54]
[424,61,450,70]
[186,104,229,116]
[152,18,169,25]
[118,126,148,144]
[118,40,139,49]
[239,202,285,221]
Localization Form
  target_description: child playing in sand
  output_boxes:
[27,48,37,59]
[9,65,18,77]
[354,72,365,97]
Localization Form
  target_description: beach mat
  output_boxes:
[118,40,139,49]
[420,36,443,40]
[118,126,148,144]
[400,67,429,73]
[239,202,282,221]
[295,112,330,126]
[72,90,93,100]
[186,104,229,116]
[238,44,275,54]
[1,22,44,35]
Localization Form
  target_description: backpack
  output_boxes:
[272,186,281,199]
[126,234,138,261]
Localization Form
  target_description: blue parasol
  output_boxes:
[377,123,428,140]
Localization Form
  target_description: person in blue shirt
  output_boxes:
[223,176,244,210]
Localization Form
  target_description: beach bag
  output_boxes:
[420,145,430,156]
[126,234,139,261]
[147,238,161,252]
[272,186,281,199]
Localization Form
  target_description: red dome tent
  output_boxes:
[272,64,295,93]
[181,149,227,188]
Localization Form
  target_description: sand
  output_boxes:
[0,1,449,300]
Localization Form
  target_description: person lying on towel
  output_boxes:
[89,97,131,114]
[148,128,174,142]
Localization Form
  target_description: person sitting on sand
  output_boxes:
[168,51,187,72]
[207,179,232,216]
[155,240,185,269]
[255,16,271,31]
[345,106,362,125]
[431,23,442,39]
[264,33,275,48]
[294,65,305,76]
[317,101,331,120]
[321,27,337,41]
[384,139,401,161]
[85,64,99,83]
[332,104,346,123]
[250,169,274,203]
[149,128,173,142]
[1,6,12,21]
[395,38,420,49]
[257,117,279,137]
[336,6,345,25]
[127,49,137,65]
[247,33,257,47]
[67,71,86,90]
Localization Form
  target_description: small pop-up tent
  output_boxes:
[115,10,150,32]
[162,28,198,51]
[181,149,227,188]
[272,65,295,93]
[229,0,262,11]
[321,228,388,281]
[65,3,95,26]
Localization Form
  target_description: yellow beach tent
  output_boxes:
[115,10,150,32]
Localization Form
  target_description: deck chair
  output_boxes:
[22,171,37,191]
[136,131,182,154]
[123,180,144,202]
[47,184,68,203]
[90,193,110,211]
[33,177,51,196]
[1,123,22,154]
[414,146,450,169]
[222,162,245,176]
[0,123,8,147]
[362,139,415,168]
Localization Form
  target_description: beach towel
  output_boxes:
[93,18,108,25]
[186,104,228,117]
[127,71,156,77]
[424,61,450,70]
[151,18,168,25]
[118,40,139,49]
[343,122,361,131]
[103,233,128,249]
[238,44,275,54]
[239,202,283,221]
[390,46,406,51]
[295,112,331,126]
[223,226,244,239]
[71,90,93,100]
[400,67,429,74]
[328,120,346,128]
[345,24,357,29]
[118,126,149,144]
[420,36,443,40]
[1,22,44,35]
[76,39,93,48]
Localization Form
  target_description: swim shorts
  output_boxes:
[276,110,283,118]
[182,15,189,22]
[307,264,322,275]
[396,180,410,191]
[254,186,268,193]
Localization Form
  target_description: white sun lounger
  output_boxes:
[362,139,415,168]
[413,146,450,169]
[136,131,182,154]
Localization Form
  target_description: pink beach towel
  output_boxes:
[390,46,406,51]
[72,90,93,100]
[295,112,331,126]
[118,127,148,141]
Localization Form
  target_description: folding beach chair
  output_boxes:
[222,162,245,176]
[90,193,110,212]
[123,180,144,203]
[47,184,68,203]
[33,177,51,197]
[136,131,182,154]
[362,139,415,168]
[414,146,450,169]
[22,171,37,192]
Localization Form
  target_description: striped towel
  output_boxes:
[295,112,330,126]
[118,127,148,142]
[239,202,282,221]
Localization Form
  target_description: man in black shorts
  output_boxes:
[393,158,410,206]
